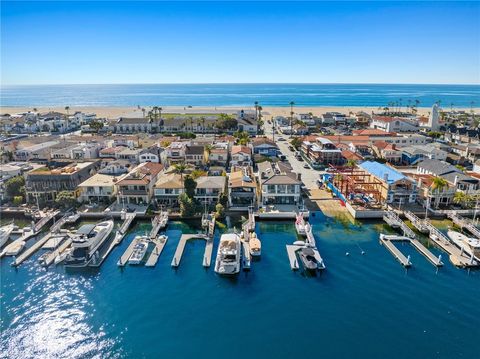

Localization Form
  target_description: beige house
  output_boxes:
[78,173,117,203]
[154,173,184,206]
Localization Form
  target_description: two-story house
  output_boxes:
[195,176,226,205]
[154,173,184,207]
[77,173,117,203]
[230,145,252,167]
[115,162,163,205]
[257,162,302,206]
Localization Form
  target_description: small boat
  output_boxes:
[299,247,318,271]
[128,236,150,265]
[55,248,72,265]
[214,233,241,275]
[295,213,307,236]
[38,252,51,266]
[249,232,261,257]
[0,223,15,248]
[2,240,26,256]
[447,230,480,260]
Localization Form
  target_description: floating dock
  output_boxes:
[383,210,416,238]
[149,211,168,239]
[145,235,168,267]
[448,212,480,239]
[40,237,73,267]
[203,236,214,268]
[286,245,301,270]
[117,236,141,267]
[11,232,54,266]
[241,241,251,270]
[380,234,443,267]
[171,233,210,268]
[379,235,412,267]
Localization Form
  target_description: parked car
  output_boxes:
[303,163,310,169]
[278,137,286,141]
[288,145,294,151]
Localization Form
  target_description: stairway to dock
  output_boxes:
[448,212,480,239]
[383,210,416,238]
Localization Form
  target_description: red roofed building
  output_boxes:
[230,145,252,167]
[341,150,363,163]
[372,141,402,164]
[370,115,419,132]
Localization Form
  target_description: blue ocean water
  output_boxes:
[1,215,479,359]
[1,83,479,108]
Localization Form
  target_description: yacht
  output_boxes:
[0,223,14,248]
[214,233,241,275]
[128,236,150,265]
[249,232,261,257]
[295,213,307,236]
[447,230,480,260]
[64,220,114,267]
[299,247,318,271]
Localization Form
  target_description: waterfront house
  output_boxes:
[154,173,184,207]
[195,176,226,205]
[185,144,206,166]
[358,161,418,205]
[257,162,302,206]
[230,145,252,167]
[228,166,257,210]
[417,159,480,193]
[77,173,117,203]
[115,162,163,206]
[25,161,99,204]
[252,137,279,157]
[406,173,456,209]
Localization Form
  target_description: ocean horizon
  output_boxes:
[1,83,479,108]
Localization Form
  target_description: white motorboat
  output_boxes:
[2,240,26,256]
[214,233,241,275]
[295,213,307,236]
[299,247,318,271]
[447,230,480,260]
[55,248,72,265]
[64,220,114,267]
[249,232,261,257]
[0,223,15,248]
[128,236,150,265]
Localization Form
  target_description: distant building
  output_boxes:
[427,104,440,131]
[302,138,343,166]
[370,116,419,132]
[14,141,60,162]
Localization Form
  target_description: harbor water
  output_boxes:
[1,213,479,358]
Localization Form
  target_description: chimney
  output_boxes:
[297,173,302,181]
[418,177,422,187]
[454,175,458,186]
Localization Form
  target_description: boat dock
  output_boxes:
[380,234,443,267]
[50,213,80,233]
[171,233,210,268]
[404,211,430,234]
[286,245,301,270]
[34,210,60,233]
[383,210,416,238]
[149,211,168,239]
[379,234,412,267]
[117,236,142,266]
[40,237,73,267]
[448,212,480,239]
[241,241,251,270]
[11,232,54,266]
[145,235,168,267]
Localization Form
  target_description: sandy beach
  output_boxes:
[1,105,466,118]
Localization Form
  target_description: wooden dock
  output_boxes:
[117,236,141,267]
[11,232,54,267]
[379,235,412,267]
[286,245,301,270]
[149,212,168,239]
[171,233,209,268]
[203,237,214,267]
[448,212,480,239]
[241,241,251,270]
[145,235,168,267]
[383,210,416,238]
[41,238,73,267]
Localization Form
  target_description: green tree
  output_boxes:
[216,113,237,131]
[234,130,250,145]
[290,137,303,149]
[190,169,206,180]
[89,120,104,132]
[215,203,225,219]
[174,162,187,179]
[55,191,77,209]
[5,176,25,199]
[184,175,197,198]
[219,192,228,207]
[430,177,448,192]
[346,159,357,168]
[178,193,196,217]
[13,196,24,206]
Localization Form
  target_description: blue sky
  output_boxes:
[1,1,479,85]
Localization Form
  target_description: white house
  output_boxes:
[230,145,252,167]
[370,116,419,132]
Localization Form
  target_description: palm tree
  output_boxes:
[430,177,448,192]
[65,106,70,115]
[346,159,356,168]
[254,101,259,120]
[174,162,187,179]
[289,101,295,137]
[453,191,472,209]
[33,107,38,113]
[141,108,146,118]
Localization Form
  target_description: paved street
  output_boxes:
[263,119,324,190]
